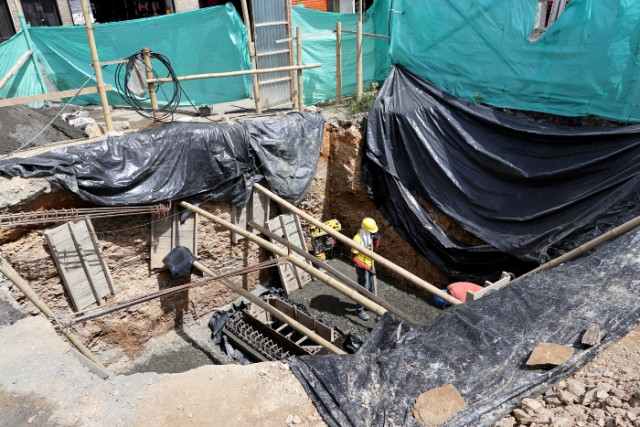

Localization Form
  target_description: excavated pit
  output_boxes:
[0,112,454,377]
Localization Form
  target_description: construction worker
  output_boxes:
[351,217,380,320]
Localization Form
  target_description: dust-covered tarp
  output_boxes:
[363,66,640,281]
[289,225,640,427]
[0,112,324,207]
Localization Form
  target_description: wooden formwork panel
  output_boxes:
[45,218,115,311]
[231,188,270,244]
[266,213,312,294]
[150,205,198,270]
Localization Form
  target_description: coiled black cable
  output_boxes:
[115,50,184,122]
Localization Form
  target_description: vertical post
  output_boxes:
[286,0,296,107]
[336,21,342,102]
[142,47,160,121]
[240,0,262,114]
[296,26,303,111]
[80,0,114,133]
[356,20,363,102]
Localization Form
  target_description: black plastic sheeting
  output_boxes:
[363,66,640,281]
[289,226,640,427]
[162,246,198,278]
[0,112,324,207]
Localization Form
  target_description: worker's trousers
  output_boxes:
[355,267,374,312]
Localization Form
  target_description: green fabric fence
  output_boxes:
[28,4,252,107]
[0,31,48,107]
[292,4,392,106]
[388,0,640,123]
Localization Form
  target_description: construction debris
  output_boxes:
[412,384,466,426]
[526,343,574,369]
[581,323,602,347]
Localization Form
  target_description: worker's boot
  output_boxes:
[357,310,369,320]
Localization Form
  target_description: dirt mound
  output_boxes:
[0,105,86,156]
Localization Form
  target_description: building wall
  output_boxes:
[7,0,197,31]
[337,0,353,13]
[293,0,328,12]
[8,0,20,31]
[56,0,73,25]
[173,0,198,12]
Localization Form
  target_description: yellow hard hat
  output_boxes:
[361,217,378,233]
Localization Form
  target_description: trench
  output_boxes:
[0,113,454,378]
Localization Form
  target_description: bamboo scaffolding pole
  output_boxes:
[141,47,160,120]
[0,254,108,372]
[80,0,113,133]
[0,50,32,91]
[341,29,389,39]
[249,221,417,323]
[192,261,345,355]
[356,21,363,102]
[252,183,462,306]
[286,0,296,106]
[279,29,387,42]
[296,27,304,111]
[336,22,342,102]
[0,84,112,108]
[514,214,640,282]
[240,0,262,114]
[147,63,321,84]
[179,201,388,316]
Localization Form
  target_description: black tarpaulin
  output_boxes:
[363,66,640,281]
[288,226,640,427]
[0,112,324,207]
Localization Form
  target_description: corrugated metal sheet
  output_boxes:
[253,0,293,109]
[293,0,328,11]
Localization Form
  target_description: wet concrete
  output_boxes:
[287,256,444,341]
[117,256,444,374]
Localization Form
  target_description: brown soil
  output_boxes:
[1,103,638,426]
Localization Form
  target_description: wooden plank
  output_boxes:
[232,189,270,243]
[231,204,247,244]
[0,85,112,108]
[85,219,116,294]
[45,226,95,310]
[70,220,112,299]
[67,222,101,305]
[278,215,304,289]
[278,215,310,289]
[45,219,114,311]
[266,215,299,294]
[44,232,81,311]
[250,189,270,231]
[150,206,198,269]
[266,213,313,294]
[466,272,513,302]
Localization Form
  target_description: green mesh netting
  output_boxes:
[28,4,252,107]
[388,0,640,123]
[5,0,636,122]
[292,4,391,105]
[0,30,47,107]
